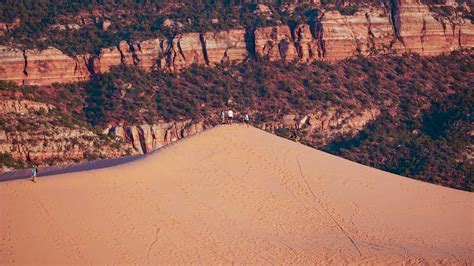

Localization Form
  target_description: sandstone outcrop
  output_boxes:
[0,46,26,85]
[255,25,298,61]
[165,32,206,71]
[267,108,380,146]
[24,47,91,85]
[0,126,132,165]
[0,46,90,85]
[0,100,54,114]
[0,0,472,85]
[0,100,135,169]
[132,38,165,70]
[105,120,205,154]
[203,29,248,66]
[93,45,123,73]
[0,18,20,36]
[320,8,394,60]
[293,23,321,62]
[390,0,469,55]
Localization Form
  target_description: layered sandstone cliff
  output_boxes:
[262,108,381,146]
[0,98,207,171]
[255,25,299,61]
[0,0,472,86]
[320,8,395,59]
[390,0,472,55]
[0,46,28,84]
[0,99,133,168]
[203,29,248,66]
[132,38,165,70]
[104,120,205,154]
[0,99,54,114]
[0,46,91,85]
[165,32,206,71]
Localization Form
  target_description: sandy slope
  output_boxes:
[1,125,473,264]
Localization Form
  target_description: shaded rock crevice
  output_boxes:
[127,40,140,66]
[199,32,210,65]
[420,16,427,52]
[22,49,28,76]
[312,12,326,58]
[365,12,377,53]
[389,0,406,47]
[244,28,257,59]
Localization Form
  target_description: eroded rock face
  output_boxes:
[321,8,394,60]
[0,127,132,164]
[0,18,20,36]
[0,0,472,85]
[391,0,472,55]
[255,25,298,61]
[24,47,91,85]
[0,100,54,114]
[293,24,321,62]
[93,46,122,74]
[266,108,380,146]
[165,32,206,71]
[0,46,92,85]
[0,100,135,169]
[106,120,205,154]
[133,38,165,70]
[0,46,26,85]
[203,29,248,66]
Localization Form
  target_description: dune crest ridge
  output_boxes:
[1,125,473,264]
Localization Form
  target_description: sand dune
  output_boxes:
[1,125,473,264]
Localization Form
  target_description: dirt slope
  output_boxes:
[0,125,472,264]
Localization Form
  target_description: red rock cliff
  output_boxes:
[203,29,248,66]
[0,46,90,85]
[0,0,472,86]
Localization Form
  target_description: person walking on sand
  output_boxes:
[227,110,234,124]
[31,167,37,183]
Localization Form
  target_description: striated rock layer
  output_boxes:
[0,46,90,86]
[262,108,381,146]
[390,0,468,55]
[0,98,206,171]
[104,120,205,154]
[0,99,132,168]
[0,0,473,86]
[255,25,299,61]
[203,29,248,66]
[320,8,395,60]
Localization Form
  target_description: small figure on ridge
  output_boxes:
[220,110,226,124]
[227,110,234,124]
[244,113,250,127]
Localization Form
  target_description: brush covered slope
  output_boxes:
[1,51,472,191]
[0,125,473,264]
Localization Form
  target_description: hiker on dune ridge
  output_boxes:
[220,110,226,124]
[227,110,234,124]
[244,113,250,127]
